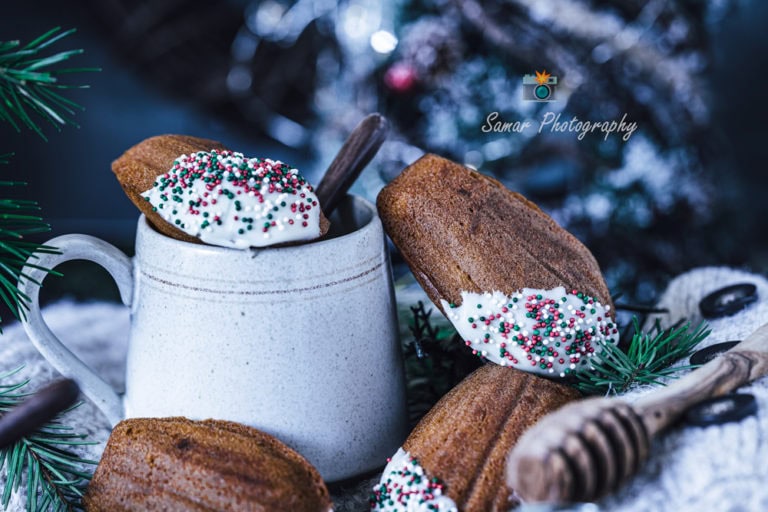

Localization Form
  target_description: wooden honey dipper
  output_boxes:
[506,322,768,504]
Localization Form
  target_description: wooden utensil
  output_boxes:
[314,113,389,217]
[0,378,80,450]
[506,322,768,504]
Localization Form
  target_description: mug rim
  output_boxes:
[137,193,377,253]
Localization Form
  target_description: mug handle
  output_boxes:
[18,234,133,427]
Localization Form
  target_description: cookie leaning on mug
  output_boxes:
[377,154,618,378]
[83,417,333,511]
[112,135,329,248]
[371,364,581,512]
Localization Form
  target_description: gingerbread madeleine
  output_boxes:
[377,154,618,377]
[84,417,332,512]
[371,365,581,511]
[113,134,329,248]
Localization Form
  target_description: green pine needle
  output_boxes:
[573,317,711,395]
[0,27,98,141]
[0,27,97,328]
[402,302,481,426]
[0,169,61,329]
[401,303,711,415]
[0,28,97,510]
[0,367,96,511]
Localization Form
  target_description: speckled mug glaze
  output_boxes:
[19,195,408,481]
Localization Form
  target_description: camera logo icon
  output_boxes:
[523,70,558,102]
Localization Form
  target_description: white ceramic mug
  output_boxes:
[19,195,408,481]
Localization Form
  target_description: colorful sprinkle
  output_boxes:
[142,149,320,248]
[441,286,617,378]
[370,448,457,512]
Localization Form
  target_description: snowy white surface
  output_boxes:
[587,267,768,512]
[2,266,768,511]
[0,300,127,511]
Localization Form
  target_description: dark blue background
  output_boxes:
[1,1,767,316]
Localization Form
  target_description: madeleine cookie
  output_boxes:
[84,417,333,512]
[371,365,580,511]
[377,154,617,377]
[113,135,329,248]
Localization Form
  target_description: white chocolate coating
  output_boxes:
[441,286,617,377]
[371,448,458,512]
[142,150,321,249]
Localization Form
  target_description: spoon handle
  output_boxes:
[0,378,80,449]
[635,322,768,435]
[315,113,389,216]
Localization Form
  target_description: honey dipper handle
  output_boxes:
[635,322,768,436]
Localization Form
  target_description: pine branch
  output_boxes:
[0,367,96,512]
[0,27,98,141]
[402,302,481,426]
[0,28,97,510]
[0,168,61,329]
[573,317,711,395]
[401,300,710,403]
[0,27,96,330]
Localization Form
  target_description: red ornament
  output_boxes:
[384,62,418,93]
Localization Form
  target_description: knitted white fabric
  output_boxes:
[594,266,768,512]
[1,266,767,511]
[0,300,125,511]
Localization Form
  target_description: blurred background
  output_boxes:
[2,0,768,311]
